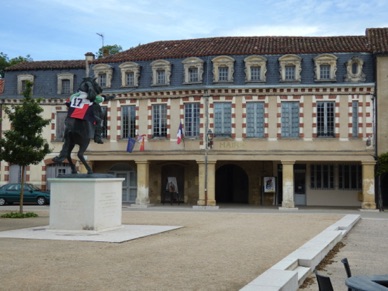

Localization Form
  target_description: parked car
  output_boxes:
[0,183,50,206]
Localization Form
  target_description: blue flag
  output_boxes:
[126,138,136,153]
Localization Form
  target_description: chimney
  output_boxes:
[84,52,95,77]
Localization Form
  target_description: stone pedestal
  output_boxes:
[48,176,124,232]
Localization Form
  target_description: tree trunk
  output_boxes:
[19,165,26,214]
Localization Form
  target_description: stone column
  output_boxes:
[206,161,216,206]
[135,161,150,205]
[196,161,217,206]
[281,160,296,209]
[197,161,206,206]
[361,161,377,209]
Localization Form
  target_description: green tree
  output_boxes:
[95,44,123,59]
[0,52,32,78]
[376,153,388,211]
[0,81,51,213]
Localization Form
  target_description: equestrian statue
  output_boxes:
[52,77,114,174]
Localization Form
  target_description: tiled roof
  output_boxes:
[5,60,85,71]
[366,28,388,53]
[94,35,369,63]
[4,28,388,71]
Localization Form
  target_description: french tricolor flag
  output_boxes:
[177,122,184,144]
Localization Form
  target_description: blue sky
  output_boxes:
[2,0,388,61]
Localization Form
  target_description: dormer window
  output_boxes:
[212,56,234,83]
[182,57,204,84]
[314,54,337,82]
[17,74,34,95]
[57,73,74,95]
[244,55,267,82]
[345,57,366,82]
[285,65,296,81]
[151,60,171,86]
[98,73,107,87]
[279,54,301,82]
[119,62,140,87]
[93,63,113,88]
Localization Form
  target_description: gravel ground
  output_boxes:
[0,207,343,291]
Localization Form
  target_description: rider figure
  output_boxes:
[66,91,107,144]
[52,78,113,164]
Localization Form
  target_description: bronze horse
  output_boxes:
[52,77,113,174]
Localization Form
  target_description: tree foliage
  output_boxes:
[95,44,123,59]
[0,52,32,77]
[0,81,51,213]
[377,152,388,176]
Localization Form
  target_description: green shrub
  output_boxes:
[0,212,38,218]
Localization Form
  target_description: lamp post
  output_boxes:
[204,92,213,206]
[96,33,104,50]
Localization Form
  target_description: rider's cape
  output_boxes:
[66,91,103,123]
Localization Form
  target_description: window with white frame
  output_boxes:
[285,65,296,81]
[218,66,229,82]
[310,164,334,189]
[345,57,366,82]
[281,102,300,138]
[56,111,67,141]
[57,73,74,95]
[151,60,171,86]
[246,102,265,138]
[352,101,359,138]
[338,164,362,190]
[98,73,107,88]
[279,55,301,82]
[320,65,331,80]
[156,69,166,84]
[182,57,203,84]
[121,105,136,139]
[189,68,199,82]
[126,72,135,86]
[214,102,232,137]
[119,62,140,87]
[244,55,267,82]
[93,63,113,88]
[17,74,34,95]
[317,101,335,137]
[152,104,167,137]
[314,54,337,82]
[184,103,200,138]
[212,56,235,83]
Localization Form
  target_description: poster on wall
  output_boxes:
[264,177,276,193]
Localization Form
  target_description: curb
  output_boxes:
[240,214,361,291]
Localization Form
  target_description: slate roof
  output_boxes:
[5,28,388,71]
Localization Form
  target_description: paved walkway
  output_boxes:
[0,204,387,290]
[298,209,388,290]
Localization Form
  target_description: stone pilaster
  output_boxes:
[135,161,150,205]
[196,160,216,206]
[280,160,296,209]
[361,161,377,209]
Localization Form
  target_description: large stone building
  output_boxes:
[2,27,388,209]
